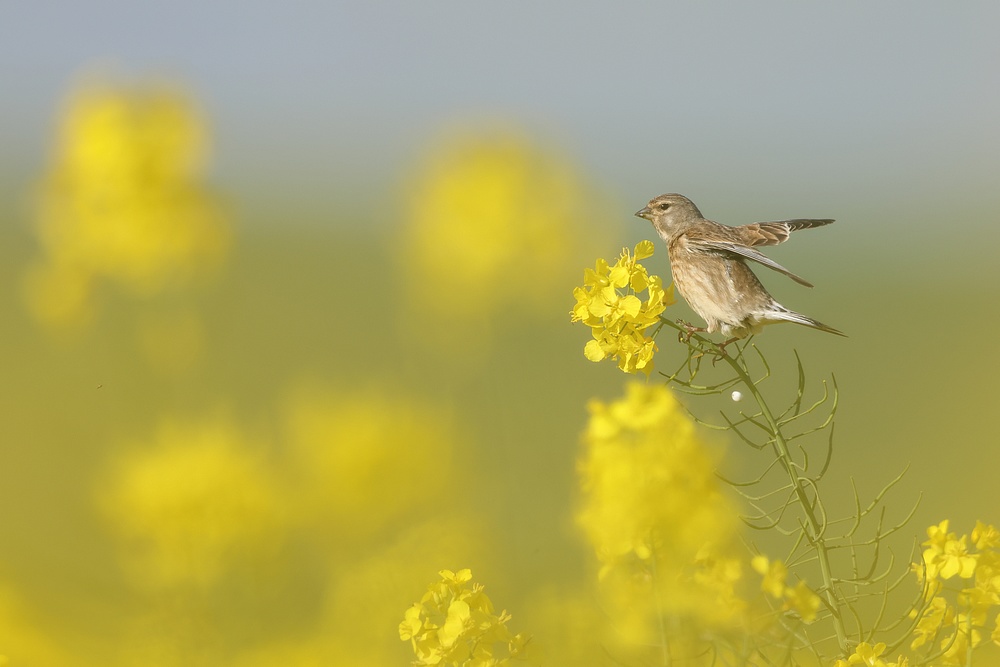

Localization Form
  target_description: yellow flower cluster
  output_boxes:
[577,382,741,638]
[909,519,1000,664]
[751,555,822,623]
[401,128,602,323]
[99,420,284,588]
[834,641,909,667]
[571,241,673,374]
[399,569,529,666]
[26,80,229,328]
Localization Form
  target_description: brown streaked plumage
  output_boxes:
[635,193,844,342]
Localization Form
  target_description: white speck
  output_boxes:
[731,391,742,402]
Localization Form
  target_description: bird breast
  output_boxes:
[668,238,774,331]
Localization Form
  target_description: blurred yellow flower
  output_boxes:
[974,520,1000,551]
[26,77,229,329]
[577,382,740,640]
[99,420,284,588]
[939,622,980,666]
[400,569,528,666]
[0,584,71,666]
[399,127,609,336]
[752,555,820,623]
[752,555,788,599]
[910,596,954,650]
[782,580,821,623]
[571,241,673,374]
[284,390,456,538]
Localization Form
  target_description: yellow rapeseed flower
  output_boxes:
[571,241,674,374]
[400,127,607,329]
[322,515,490,666]
[973,521,1000,551]
[910,596,955,650]
[99,420,284,588]
[752,555,788,599]
[782,580,821,623]
[834,641,909,667]
[910,519,1000,658]
[752,555,821,623]
[399,569,528,666]
[940,535,978,579]
[577,382,740,637]
[939,622,981,666]
[26,78,229,329]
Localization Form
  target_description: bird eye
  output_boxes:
[657,203,671,211]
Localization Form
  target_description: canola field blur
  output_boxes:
[2,76,1000,666]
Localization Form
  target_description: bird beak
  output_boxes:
[635,206,652,220]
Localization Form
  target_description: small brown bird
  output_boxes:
[635,193,844,343]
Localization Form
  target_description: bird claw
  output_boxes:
[708,338,739,364]
[676,320,706,343]
[674,320,739,364]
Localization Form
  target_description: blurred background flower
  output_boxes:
[282,388,458,540]
[576,382,745,658]
[396,126,612,360]
[24,77,229,331]
[99,419,285,589]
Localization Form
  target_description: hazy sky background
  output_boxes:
[2,2,998,232]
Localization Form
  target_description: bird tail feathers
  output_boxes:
[771,308,846,337]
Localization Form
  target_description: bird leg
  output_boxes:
[676,320,706,343]
[712,337,741,358]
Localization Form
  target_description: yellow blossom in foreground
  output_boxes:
[99,420,284,588]
[26,78,229,329]
[571,241,674,374]
[974,520,1000,550]
[939,621,980,666]
[915,520,977,585]
[910,596,955,650]
[909,519,1000,660]
[319,516,490,666]
[833,641,908,667]
[577,382,740,640]
[399,569,528,666]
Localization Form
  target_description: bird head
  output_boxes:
[635,193,703,238]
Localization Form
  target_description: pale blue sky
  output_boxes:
[2,2,998,228]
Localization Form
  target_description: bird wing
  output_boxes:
[685,235,815,287]
[740,219,835,247]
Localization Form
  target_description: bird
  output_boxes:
[635,193,844,345]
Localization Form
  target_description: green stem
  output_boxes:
[657,319,849,653]
[719,349,848,652]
